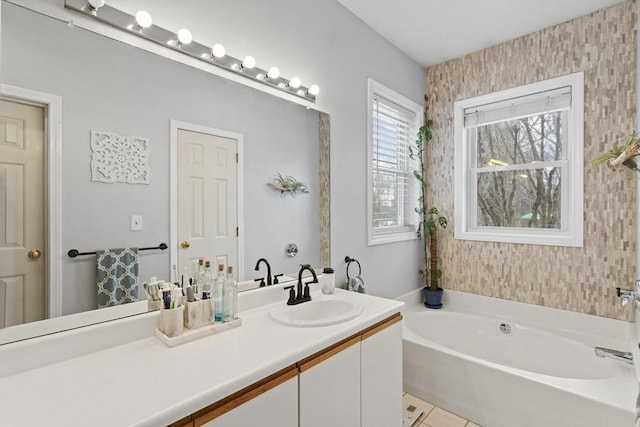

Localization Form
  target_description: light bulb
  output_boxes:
[178,29,192,45]
[288,77,301,89]
[242,56,256,69]
[267,67,280,79]
[87,0,105,11]
[135,10,152,28]
[212,44,226,58]
[308,84,320,96]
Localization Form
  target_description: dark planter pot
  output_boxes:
[423,287,443,309]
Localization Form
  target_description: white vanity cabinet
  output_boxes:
[361,319,403,427]
[299,336,362,427]
[192,366,298,427]
[299,313,402,427]
[170,314,402,427]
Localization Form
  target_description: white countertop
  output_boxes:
[0,289,403,427]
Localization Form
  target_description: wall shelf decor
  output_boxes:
[91,130,150,184]
[590,130,640,178]
[268,172,308,196]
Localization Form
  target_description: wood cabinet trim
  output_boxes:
[192,364,298,426]
[361,312,402,340]
[298,335,361,373]
[167,414,193,427]
[297,312,402,373]
[184,311,402,425]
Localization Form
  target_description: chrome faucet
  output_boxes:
[594,347,634,365]
[254,258,272,287]
[284,264,318,305]
[616,280,640,307]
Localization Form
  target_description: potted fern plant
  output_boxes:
[409,96,448,309]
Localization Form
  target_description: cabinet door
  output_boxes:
[195,369,298,427]
[361,316,403,427]
[299,336,361,427]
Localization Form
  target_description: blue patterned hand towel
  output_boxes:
[96,247,139,308]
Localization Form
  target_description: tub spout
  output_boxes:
[594,346,634,365]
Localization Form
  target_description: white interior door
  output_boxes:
[0,98,46,328]
[178,129,239,278]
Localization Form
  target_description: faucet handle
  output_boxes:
[254,277,265,287]
[284,285,296,305]
[274,273,284,284]
[303,283,311,299]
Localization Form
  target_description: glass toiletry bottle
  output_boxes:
[223,266,238,322]
[213,264,225,322]
[202,260,213,300]
[195,258,205,296]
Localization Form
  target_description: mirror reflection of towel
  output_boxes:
[96,247,139,308]
[348,276,366,293]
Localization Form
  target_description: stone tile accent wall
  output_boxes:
[319,112,331,268]
[426,0,637,320]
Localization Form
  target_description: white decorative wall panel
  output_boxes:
[90,131,150,184]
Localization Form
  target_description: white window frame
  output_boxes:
[367,79,422,246]
[454,72,584,247]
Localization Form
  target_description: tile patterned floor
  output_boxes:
[403,392,481,427]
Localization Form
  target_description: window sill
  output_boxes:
[368,230,417,246]
[454,227,583,248]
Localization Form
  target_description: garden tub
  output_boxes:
[400,289,637,427]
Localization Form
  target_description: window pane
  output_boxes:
[371,98,415,233]
[476,168,561,229]
[476,111,565,167]
[373,170,399,227]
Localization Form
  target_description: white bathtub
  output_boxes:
[400,289,638,427]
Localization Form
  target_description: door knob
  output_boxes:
[180,241,191,249]
[28,249,42,260]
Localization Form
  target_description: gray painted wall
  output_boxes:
[97,0,428,299]
[109,0,430,297]
[4,0,427,312]
[2,2,320,315]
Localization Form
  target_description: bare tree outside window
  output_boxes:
[454,73,583,247]
[475,111,565,229]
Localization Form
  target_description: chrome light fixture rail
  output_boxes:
[64,0,319,102]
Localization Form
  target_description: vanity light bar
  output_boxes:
[64,0,318,102]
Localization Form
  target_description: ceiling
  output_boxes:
[337,0,628,67]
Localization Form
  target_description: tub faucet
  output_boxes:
[616,279,640,307]
[594,347,634,365]
[254,258,272,287]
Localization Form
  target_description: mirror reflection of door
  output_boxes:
[178,129,239,279]
[0,98,46,327]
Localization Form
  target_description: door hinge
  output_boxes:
[236,153,239,163]
[236,227,239,237]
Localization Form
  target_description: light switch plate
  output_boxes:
[131,215,143,231]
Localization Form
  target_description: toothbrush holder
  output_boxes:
[184,299,213,329]
[158,305,184,338]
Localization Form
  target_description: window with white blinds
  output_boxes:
[367,79,422,245]
[453,72,584,247]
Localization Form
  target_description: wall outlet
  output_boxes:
[131,215,143,231]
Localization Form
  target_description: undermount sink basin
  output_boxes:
[269,297,363,327]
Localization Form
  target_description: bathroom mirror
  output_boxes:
[0,1,329,341]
